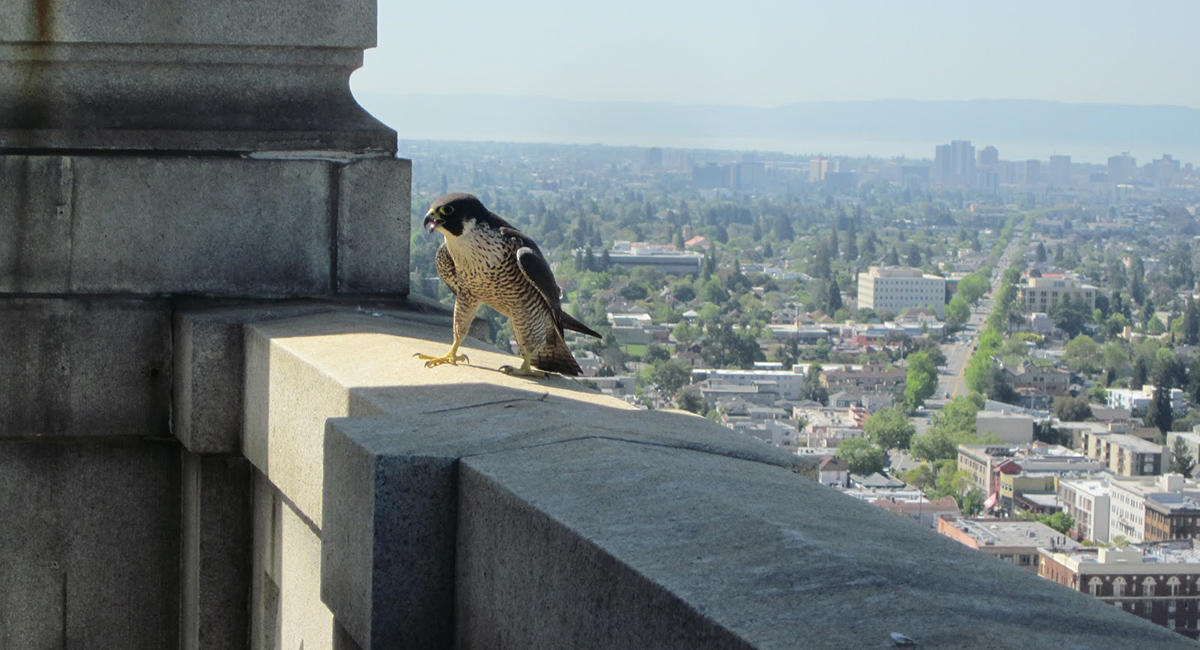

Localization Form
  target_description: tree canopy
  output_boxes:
[837,437,886,476]
[863,406,916,451]
[1170,437,1196,478]
[904,351,938,409]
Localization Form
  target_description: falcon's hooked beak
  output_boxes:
[423,212,441,234]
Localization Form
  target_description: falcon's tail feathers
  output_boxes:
[531,341,584,376]
[560,311,602,338]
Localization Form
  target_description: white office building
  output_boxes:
[857,266,946,318]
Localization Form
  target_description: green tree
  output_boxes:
[1052,395,1093,422]
[863,406,916,451]
[904,351,938,409]
[957,273,990,305]
[1170,437,1196,478]
[1037,512,1075,534]
[1184,300,1200,345]
[672,283,696,303]
[827,276,843,315]
[1051,294,1089,339]
[651,359,692,396]
[900,463,936,491]
[677,389,705,414]
[837,437,886,476]
[959,488,986,517]
[910,429,958,462]
[803,363,829,405]
[945,295,970,331]
[1064,334,1102,375]
[1147,375,1173,435]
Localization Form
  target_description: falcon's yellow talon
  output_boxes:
[499,357,547,378]
[415,351,469,367]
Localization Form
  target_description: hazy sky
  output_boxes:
[352,0,1200,108]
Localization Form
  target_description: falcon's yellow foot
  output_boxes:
[499,359,547,379]
[414,351,469,368]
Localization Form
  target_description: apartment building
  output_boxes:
[1016,272,1098,312]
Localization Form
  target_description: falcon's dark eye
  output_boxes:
[438,205,455,217]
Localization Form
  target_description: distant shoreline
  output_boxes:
[357,92,1200,166]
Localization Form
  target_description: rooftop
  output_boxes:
[944,517,1080,550]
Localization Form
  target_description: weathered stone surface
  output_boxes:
[250,471,283,650]
[245,309,772,528]
[2,1,375,47]
[1,155,417,296]
[456,438,1190,649]
[336,156,412,295]
[78,156,329,295]
[175,301,379,454]
[0,156,73,291]
[0,2,392,153]
[322,423,459,649]
[181,453,253,650]
[0,297,170,437]
[250,472,338,650]
[0,438,181,649]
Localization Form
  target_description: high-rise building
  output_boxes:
[1020,159,1042,186]
[978,146,999,166]
[934,140,975,187]
[1152,154,1181,188]
[1049,155,1071,187]
[1108,152,1137,185]
[809,157,830,183]
[933,144,952,185]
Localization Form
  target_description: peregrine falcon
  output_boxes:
[416,193,602,377]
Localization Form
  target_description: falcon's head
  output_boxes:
[423,193,486,238]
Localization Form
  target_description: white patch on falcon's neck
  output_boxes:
[442,217,506,270]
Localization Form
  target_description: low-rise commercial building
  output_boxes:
[938,516,1078,572]
[1039,544,1200,639]
[1109,474,1200,543]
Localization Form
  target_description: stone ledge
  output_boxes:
[244,307,1187,648]
[243,308,704,526]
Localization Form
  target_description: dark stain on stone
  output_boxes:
[35,0,56,42]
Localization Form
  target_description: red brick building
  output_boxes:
[1039,545,1200,639]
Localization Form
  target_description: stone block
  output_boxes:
[0,438,181,649]
[1,155,336,294]
[249,473,337,650]
[2,0,375,47]
[181,452,253,650]
[0,156,73,291]
[454,438,1190,649]
[322,420,458,649]
[0,297,170,437]
[321,401,812,649]
[0,2,392,153]
[250,472,283,650]
[336,156,412,295]
[175,301,360,455]
[80,156,332,295]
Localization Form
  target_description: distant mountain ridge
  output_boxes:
[354,93,1200,162]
